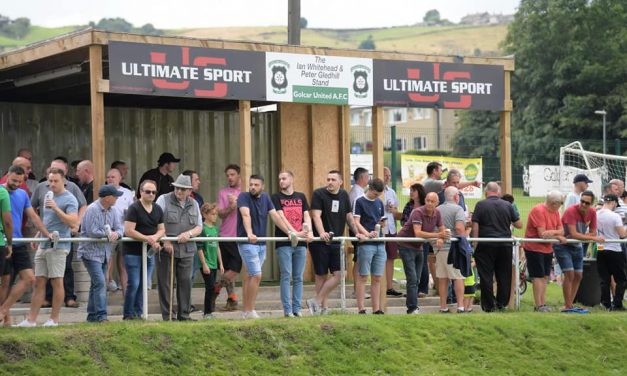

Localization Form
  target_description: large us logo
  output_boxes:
[268,60,289,94]
[351,65,371,99]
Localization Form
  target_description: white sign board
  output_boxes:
[349,154,373,184]
[524,165,603,198]
[266,52,373,106]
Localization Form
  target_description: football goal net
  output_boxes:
[559,141,627,196]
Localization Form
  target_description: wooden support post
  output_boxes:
[500,70,513,195]
[340,106,351,187]
[239,100,252,188]
[89,45,105,190]
[239,100,252,299]
[372,106,387,310]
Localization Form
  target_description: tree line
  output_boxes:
[452,0,626,170]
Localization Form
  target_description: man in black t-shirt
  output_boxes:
[306,170,359,315]
[471,182,522,312]
[136,152,180,199]
[271,171,313,317]
[123,180,165,319]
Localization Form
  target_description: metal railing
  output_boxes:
[13,236,626,319]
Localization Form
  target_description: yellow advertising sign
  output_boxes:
[401,155,483,198]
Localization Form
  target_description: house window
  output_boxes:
[364,110,372,127]
[413,136,427,150]
[396,139,406,151]
[387,108,407,124]
[350,111,361,126]
[412,108,431,120]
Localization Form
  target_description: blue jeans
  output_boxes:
[418,243,430,294]
[147,254,155,287]
[124,253,150,318]
[399,247,424,311]
[82,258,108,322]
[277,245,306,315]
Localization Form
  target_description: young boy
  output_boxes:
[199,203,224,319]
[353,178,386,314]
[463,258,477,312]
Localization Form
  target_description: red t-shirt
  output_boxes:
[562,204,597,241]
[523,203,562,254]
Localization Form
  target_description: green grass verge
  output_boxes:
[1,312,624,374]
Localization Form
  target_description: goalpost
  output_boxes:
[559,141,627,197]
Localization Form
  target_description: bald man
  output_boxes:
[1,157,34,196]
[471,182,522,312]
[76,160,95,204]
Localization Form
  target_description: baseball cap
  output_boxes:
[603,194,619,204]
[158,152,180,164]
[98,185,123,198]
[573,174,593,184]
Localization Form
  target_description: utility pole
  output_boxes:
[288,0,301,45]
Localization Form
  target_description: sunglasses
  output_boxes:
[143,190,157,195]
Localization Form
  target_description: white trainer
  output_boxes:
[250,310,260,319]
[15,319,37,328]
[307,298,320,315]
[42,319,58,327]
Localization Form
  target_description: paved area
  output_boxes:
[5,285,480,326]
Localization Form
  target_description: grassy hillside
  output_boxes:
[1,23,508,56]
[1,312,624,374]
[0,25,82,50]
[180,24,508,56]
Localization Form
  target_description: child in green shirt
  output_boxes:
[199,203,224,319]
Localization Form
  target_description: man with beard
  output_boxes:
[216,164,242,310]
[137,152,180,199]
[237,175,290,319]
[0,166,51,326]
[307,170,360,315]
[271,171,312,317]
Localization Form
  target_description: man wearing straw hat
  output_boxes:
[155,174,202,321]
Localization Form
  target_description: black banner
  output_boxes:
[373,60,504,111]
[108,41,266,100]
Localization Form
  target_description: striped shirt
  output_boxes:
[77,200,124,263]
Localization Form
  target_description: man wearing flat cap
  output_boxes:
[137,152,181,199]
[77,184,125,323]
[155,174,202,321]
[564,174,593,209]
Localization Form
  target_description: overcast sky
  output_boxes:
[3,0,520,29]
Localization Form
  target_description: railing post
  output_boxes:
[340,238,346,311]
[142,241,148,320]
[513,238,521,311]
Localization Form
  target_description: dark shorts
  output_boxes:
[352,243,359,262]
[220,241,242,273]
[9,245,31,273]
[464,284,476,296]
[525,249,553,279]
[310,243,341,275]
[385,234,399,259]
[0,246,9,276]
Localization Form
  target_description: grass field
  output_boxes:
[1,305,624,374]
